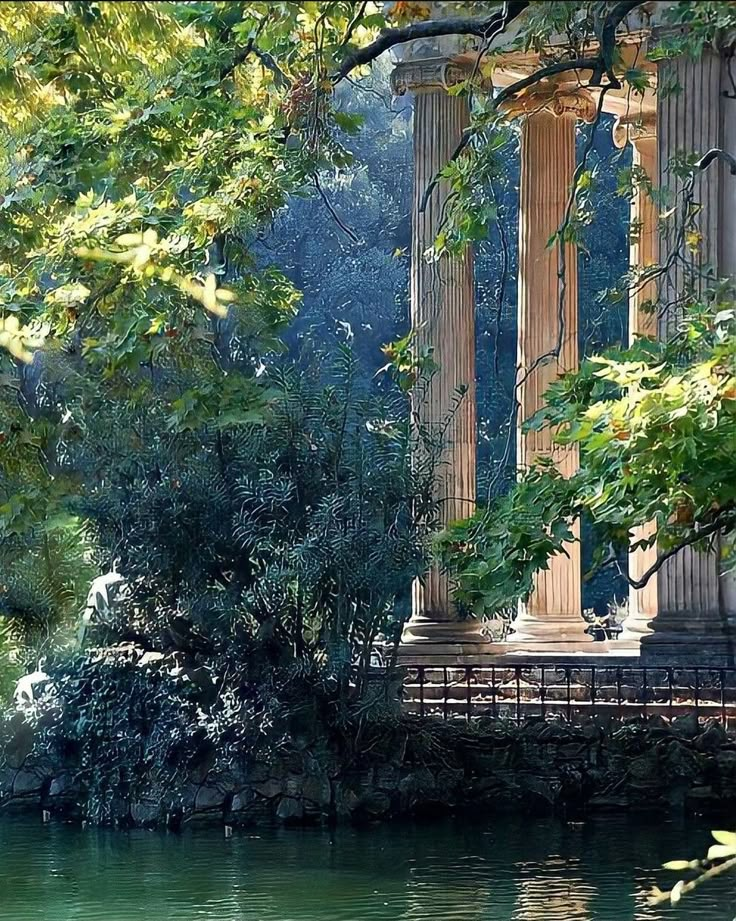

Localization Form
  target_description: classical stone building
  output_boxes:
[392,11,736,666]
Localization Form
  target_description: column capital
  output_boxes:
[500,82,598,123]
[612,111,656,150]
[391,56,471,95]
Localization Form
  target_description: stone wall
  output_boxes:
[3,712,736,829]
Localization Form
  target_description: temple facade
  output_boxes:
[392,20,736,666]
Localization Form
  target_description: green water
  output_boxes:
[0,814,734,920]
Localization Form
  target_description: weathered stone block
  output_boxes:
[130,801,160,826]
[195,786,226,811]
[671,713,700,739]
[276,796,303,821]
[253,778,283,799]
[695,721,727,752]
[359,791,391,816]
[12,769,43,796]
[302,775,331,807]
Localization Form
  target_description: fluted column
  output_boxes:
[639,49,732,662]
[721,58,736,625]
[504,88,597,654]
[392,58,487,658]
[612,114,659,650]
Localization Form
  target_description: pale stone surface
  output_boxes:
[394,58,487,654]
[503,104,593,654]
[719,52,736,624]
[612,115,659,650]
[640,50,733,662]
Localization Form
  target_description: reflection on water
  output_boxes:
[0,813,734,920]
[511,858,596,920]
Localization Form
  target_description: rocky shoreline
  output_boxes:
[3,710,736,829]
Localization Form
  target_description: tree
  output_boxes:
[441,292,736,616]
[0,1,734,632]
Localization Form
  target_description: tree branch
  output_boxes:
[696,147,736,175]
[625,511,736,591]
[418,0,645,213]
[313,174,361,243]
[493,57,601,109]
[333,1,530,83]
[596,0,645,85]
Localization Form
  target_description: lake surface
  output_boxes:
[1,813,734,920]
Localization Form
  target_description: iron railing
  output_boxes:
[403,664,736,727]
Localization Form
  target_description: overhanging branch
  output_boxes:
[418,0,645,213]
[333,1,530,83]
[607,510,736,591]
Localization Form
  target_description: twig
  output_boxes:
[649,856,736,907]
[312,174,361,243]
[419,0,645,213]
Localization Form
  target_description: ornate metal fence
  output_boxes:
[403,664,736,727]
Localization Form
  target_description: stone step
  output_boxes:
[403,683,736,705]
[403,698,732,718]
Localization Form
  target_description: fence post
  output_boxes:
[540,665,546,720]
[642,667,648,720]
[590,666,596,719]
[466,666,472,723]
[491,665,497,719]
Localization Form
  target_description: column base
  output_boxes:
[398,614,490,665]
[639,612,733,665]
[502,611,602,656]
[615,609,654,655]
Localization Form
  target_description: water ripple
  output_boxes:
[0,815,734,921]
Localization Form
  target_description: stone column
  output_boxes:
[392,58,488,660]
[638,50,732,662]
[720,57,736,626]
[503,87,598,654]
[612,113,659,650]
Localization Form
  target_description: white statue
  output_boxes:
[77,564,129,647]
[13,659,51,706]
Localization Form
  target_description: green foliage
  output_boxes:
[66,345,432,674]
[0,517,94,632]
[380,329,438,393]
[441,291,736,617]
[0,0,394,573]
[0,619,23,701]
[0,2,404,672]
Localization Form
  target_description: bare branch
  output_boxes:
[596,0,645,85]
[593,510,736,590]
[493,57,601,109]
[333,1,530,83]
[313,174,361,243]
[628,514,736,590]
[696,147,736,175]
[419,0,646,213]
